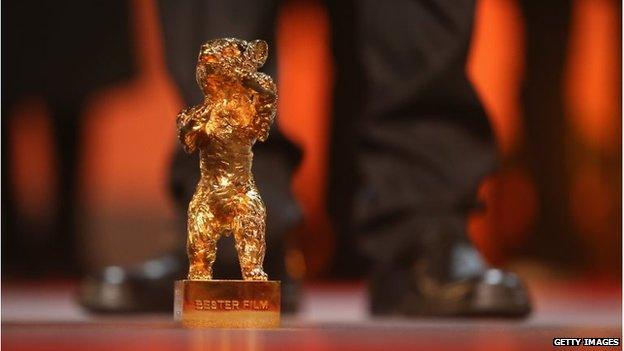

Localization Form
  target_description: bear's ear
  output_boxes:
[247,40,268,68]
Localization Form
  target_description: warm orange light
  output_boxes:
[565,0,621,152]
[468,0,525,156]
[276,1,334,275]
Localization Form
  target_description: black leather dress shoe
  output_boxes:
[79,143,304,314]
[78,252,185,313]
[78,250,302,313]
[366,216,532,318]
[370,265,531,317]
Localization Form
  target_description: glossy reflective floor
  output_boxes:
[2,278,621,351]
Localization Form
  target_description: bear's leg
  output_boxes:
[233,215,268,281]
[187,235,218,280]
[187,205,219,280]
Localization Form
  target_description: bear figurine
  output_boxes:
[176,38,277,281]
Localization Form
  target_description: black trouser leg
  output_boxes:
[50,99,84,276]
[348,0,532,317]
[352,0,496,278]
[325,0,370,278]
[519,0,582,265]
[1,99,23,276]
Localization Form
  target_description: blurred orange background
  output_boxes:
[8,0,621,277]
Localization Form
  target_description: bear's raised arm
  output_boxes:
[244,72,277,142]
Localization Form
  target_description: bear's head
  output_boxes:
[195,38,268,93]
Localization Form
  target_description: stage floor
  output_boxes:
[2,277,621,350]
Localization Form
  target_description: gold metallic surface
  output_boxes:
[176,38,277,281]
[174,280,280,328]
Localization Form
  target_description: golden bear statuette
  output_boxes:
[173,38,280,328]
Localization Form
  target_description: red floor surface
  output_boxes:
[2,279,621,351]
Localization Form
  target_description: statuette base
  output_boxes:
[174,280,280,328]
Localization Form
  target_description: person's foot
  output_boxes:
[78,249,301,313]
[79,134,304,314]
[370,265,531,317]
[363,212,531,318]
[78,252,185,313]
[368,235,531,318]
